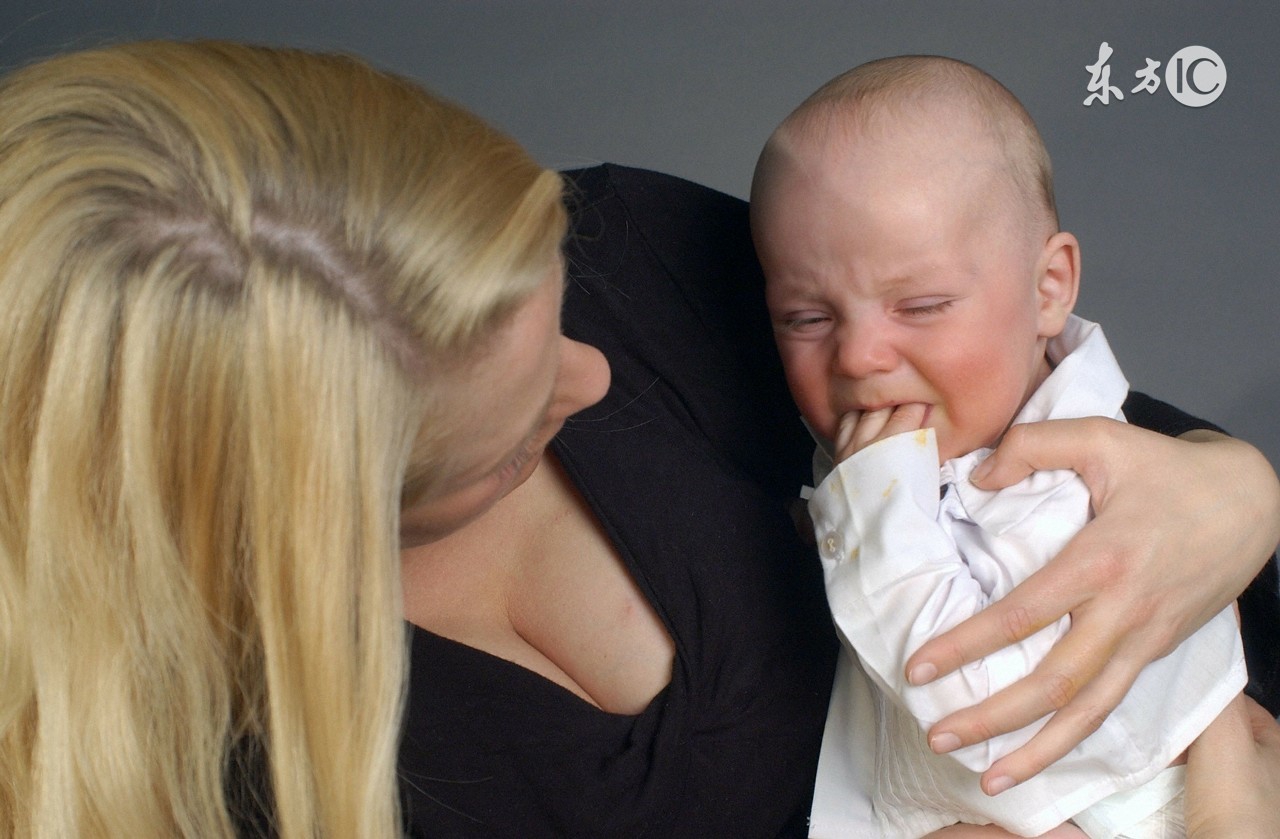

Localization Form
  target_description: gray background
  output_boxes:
[2,2,1276,471]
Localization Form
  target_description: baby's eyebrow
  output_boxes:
[875,261,970,294]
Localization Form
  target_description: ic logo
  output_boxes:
[1165,46,1226,107]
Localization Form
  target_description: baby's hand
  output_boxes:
[834,403,930,462]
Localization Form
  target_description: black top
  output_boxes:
[396,164,1280,838]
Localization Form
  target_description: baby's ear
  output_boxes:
[1035,231,1080,338]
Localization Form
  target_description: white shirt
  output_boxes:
[806,316,1246,838]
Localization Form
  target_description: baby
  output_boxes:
[750,56,1245,838]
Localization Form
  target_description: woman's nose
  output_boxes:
[552,336,611,420]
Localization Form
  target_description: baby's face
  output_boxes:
[753,134,1056,463]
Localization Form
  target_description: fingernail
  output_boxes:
[929,732,961,754]
[970,456,993,484]
[835,413,857,453]
[986,775,1016,796]
[907,663,937,685]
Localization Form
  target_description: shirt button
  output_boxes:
[821,532,842,559]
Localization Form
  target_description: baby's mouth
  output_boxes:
[847,402,934,424]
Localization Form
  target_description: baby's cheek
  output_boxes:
[797,400,836,441]
[938,368,1027,455]
[781,367,835,436]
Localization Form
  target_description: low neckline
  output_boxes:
[405,621,673,720]
[401,446,676,716]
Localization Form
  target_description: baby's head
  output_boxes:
[751,56,1080,462]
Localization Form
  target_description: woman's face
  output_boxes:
[398,259,610,546]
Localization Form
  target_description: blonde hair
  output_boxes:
[758,55,1058,233]
[0,41,565,838]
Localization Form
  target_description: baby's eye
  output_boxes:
[898,298,954,318]
[776,312,831,333]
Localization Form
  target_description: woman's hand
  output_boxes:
[1185,693,1280,838]
[924,694,1280,838]
[902,418,1280,795]
[926,694,1280,838]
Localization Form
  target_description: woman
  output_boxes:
[0,41,603,837]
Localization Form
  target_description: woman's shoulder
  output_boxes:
[558,164,811,496]
[559,164,758,317]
